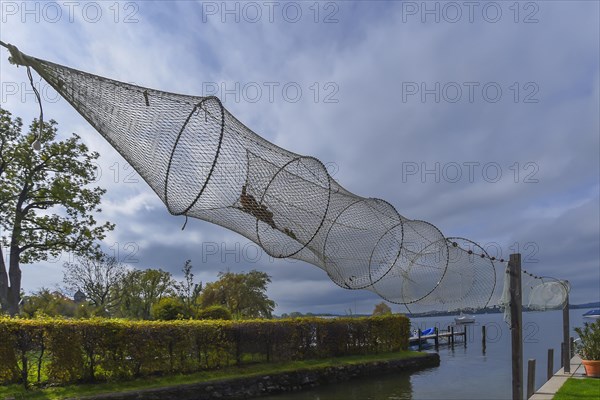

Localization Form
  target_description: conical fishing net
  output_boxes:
[2,44,569,315]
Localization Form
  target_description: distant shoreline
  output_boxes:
[279,302,600,319]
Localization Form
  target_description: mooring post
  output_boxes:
[570,336,574,357]
[547,348,554,381]
[482,325,486,354]
[562,290,570,373]
[434,327,439,350]
[451,326,455,347]
[464,325,467,348]
[418,328,422,351]
[482,325,486,345]
[509,253,523,400]
[527,359,536,399]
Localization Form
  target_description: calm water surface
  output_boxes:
[262,309,595,400]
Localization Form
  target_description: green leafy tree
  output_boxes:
[0,109,114,315]
[21,288,77,317]
[20,287,101,318]
[372,301,392,316]
[117,268,175,319]
[151,297,185,320]
[200,270,276,319]
[62,254,127,313]
[196,304,232,320]
[174,260,202,318]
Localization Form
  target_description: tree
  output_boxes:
[0,109,114,315]
[174,260,202,318]
[117,268,175,319]
[200,270,276,319]
[21,288,76,317]
[372,301,392,316]
[196,305,232,320]
[151,297,185,320]
[63,254,127,312]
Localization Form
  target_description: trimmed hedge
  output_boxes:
[0,315,409,385]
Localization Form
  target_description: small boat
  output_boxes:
[409,327,436,345]
[583,309,600,319]
[455,313,475,324]
[420,327,436,336]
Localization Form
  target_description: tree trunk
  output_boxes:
[7,247,21,316]
[0,246,8,311]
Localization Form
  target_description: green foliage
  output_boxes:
[196,305,232,320]
[21,289,76,318]
[116,268,175,319]
[174,260,202,318]
[372,302,392,316]
[200,270,275,319]
[20,288,105,320]
[0,314,409,386]
[151,298,185,321]
[0,108,114,314]
[575,320,600,360]
[281,311,316,319]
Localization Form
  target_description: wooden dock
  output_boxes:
[409,326,468,350]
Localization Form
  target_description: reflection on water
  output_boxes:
[260,370,414,400]
[262,309,593,400]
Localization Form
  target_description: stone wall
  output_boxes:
[72,353,440,400]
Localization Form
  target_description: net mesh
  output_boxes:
[7,48,568,314]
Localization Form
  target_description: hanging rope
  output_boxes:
[26,66,44,150]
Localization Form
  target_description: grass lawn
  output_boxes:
[0,350,426,400]
[553,377,600,400]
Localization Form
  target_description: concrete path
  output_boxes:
[529,355,587,400]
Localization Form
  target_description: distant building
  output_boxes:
[73,290,86,303]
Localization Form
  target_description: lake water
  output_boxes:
[262,309,595,400]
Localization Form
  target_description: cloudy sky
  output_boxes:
[0,1,598,314]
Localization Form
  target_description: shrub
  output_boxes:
[0,314,409,386]
[196,305,232,320]
[151,298,185,321]
[575,320,600,360]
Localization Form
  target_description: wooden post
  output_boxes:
[547,348,554,381]
[482,325,486,353]
[527,359,536,399]
[464,325,467,348]
[434,327,439,350]
[570,337,574,356]
[562,290,570,373]
[451,326,455,347]
[482,325,486,345]
[509,253,523,400]
[418,329,422,351]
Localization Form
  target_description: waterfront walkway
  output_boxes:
[529,355,586,399]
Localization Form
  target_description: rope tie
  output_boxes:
[2,42,32,67]
[0,41,43,150]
